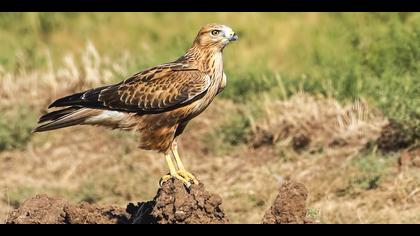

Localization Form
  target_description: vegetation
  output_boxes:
[0,107,36,151]
[0,13,419,223]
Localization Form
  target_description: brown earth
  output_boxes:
[6,179,310,224]
[377,120,414,153]
[6,194,130,224]
[399,146,420,169]
[128,179,228,224]
[262,181,313,224]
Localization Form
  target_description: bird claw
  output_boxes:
[159,174,172,187]
[177,170,199,185]
[159,173,193,188]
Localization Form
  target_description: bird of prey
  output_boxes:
[33,24,238,186]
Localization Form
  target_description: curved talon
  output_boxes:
[159,174,192,188]
[159,174,172,187]
[170,142,199,185]
[177,170,199,185]
[162,150,197,188]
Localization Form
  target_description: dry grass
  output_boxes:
[0,42,122,111]
[252,92,387,158]
[1,45,419,224]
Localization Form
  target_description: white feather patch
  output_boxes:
[85,110,127,124]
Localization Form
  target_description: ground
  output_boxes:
[7,179,311,224]
[0,13,419,224]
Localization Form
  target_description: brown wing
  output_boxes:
[49,65,210,113]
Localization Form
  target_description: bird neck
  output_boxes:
[183,45,223,74]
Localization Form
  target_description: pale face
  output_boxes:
[194,24,238,49]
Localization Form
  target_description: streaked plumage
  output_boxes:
[34,24,238,186]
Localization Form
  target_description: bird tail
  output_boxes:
[33,106,100,133]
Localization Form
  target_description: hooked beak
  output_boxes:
[229,33,238,41]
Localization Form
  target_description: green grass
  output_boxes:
[5,185,37,208]
[0,107,37,151]
[218,112,251,146]
[1,13,419,223]
[203,116,250,156]
[336,150,399,197]
[281,13,420,138]
[307,208,320,222]
[0,12,419,144]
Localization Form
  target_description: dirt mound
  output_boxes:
[262,181,313,224]
[6,179,229,224]
[377,120,414,152]
[7,179,312,224]
[6,194,130,224]
[247,94,386,156]
[129,179,228,224]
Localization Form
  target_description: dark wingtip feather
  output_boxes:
[38,106,82,123]
[48,92,85,108]
[32,124,53,133]
[31,127,43,133]
[48,86,110,109]
[32,124,50,133]
[32,109,91,133]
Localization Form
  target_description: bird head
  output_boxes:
[193,24,238,50]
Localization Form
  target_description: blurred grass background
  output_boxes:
[1,12,418,142]
[0,12,419,223]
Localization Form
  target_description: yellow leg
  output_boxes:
[160,154,191,187]
[171,142,199,184]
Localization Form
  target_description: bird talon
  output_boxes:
[159,173,192,188]
[177,170,199,185]
[159,174,172,187]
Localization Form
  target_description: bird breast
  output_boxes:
[186,52,224,119]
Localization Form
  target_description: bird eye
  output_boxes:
[211,30,220,36]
